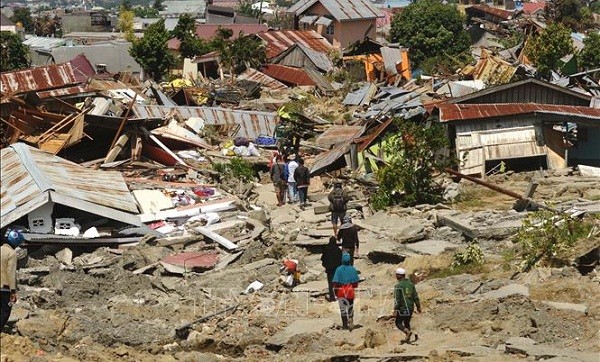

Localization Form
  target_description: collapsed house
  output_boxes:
[436,78,600,176]
[0,143,141,241]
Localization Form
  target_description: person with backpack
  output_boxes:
[270,154,287,206]
[321,236,342,301]
[337,216,359,266]
[294,158,310,209]
[328,182,350,235]
[332,252,360,331]
[394,267,421,343]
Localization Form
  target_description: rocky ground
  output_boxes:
[1,169,599,362]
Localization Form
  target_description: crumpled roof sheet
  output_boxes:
[343,83,378,105]
[466,4,514,20]
[260,64,316,86]
[1,143,139,227]
[238,68,288,90]
[438,103,600,122]
[316,125,365,149]
[0,63,79,96]
[256,30,335,58]
[132,105,277,139]
[287,0,383,21]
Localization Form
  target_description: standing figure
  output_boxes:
[328,182,350,235]
[332,252,360,331]
[321,236,342,302]
[294,158,310,209]
[394,268,422,343]
[270,154,287,206]
[286,154,299,203]
[1,229,24,331]
[337,216,359,266]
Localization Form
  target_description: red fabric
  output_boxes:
[335,284,355,300]
[283,260,297,272]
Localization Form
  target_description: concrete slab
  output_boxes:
[271,211,297,226]
[404,239,459,256]
[505,342,599,362]
[540,300,589,314]
[505,336,536,346]
[298,209,328,223]
[482,284,529,300]
[266,317,335,348]
[447,345,502,357]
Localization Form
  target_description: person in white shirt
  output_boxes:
[286,154,299,203]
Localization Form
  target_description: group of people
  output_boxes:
[269,152,310,209]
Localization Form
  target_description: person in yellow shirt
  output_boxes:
[1,229,24,331]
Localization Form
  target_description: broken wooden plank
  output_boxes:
[132,262,159,275]
[194,226,238,251]
[213,251,243,271]
[103,134,130,164]
[108,93,137,150]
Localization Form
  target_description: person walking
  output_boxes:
[394,268,421,343]
[328,182,349,235]
[294,158,310,209]
[321,236,342,302]
[270,154,287,206]
[337,216,359,266]
[286,154,299,203]
[1,229,24,331]
[332,252,360,331]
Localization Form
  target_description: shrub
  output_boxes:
[452,243,485,267]
[212,157,255,182]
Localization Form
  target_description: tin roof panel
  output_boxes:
[0,63,79,96]
[438,103,600,122]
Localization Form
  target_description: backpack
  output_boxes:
[330,189,346,212]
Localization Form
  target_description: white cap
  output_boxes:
[395,268,406,275]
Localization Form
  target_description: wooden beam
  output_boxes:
[108,93,137,150]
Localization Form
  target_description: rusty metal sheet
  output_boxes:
[132,105,278,139]
[0,143,139,228]
[260,64,316,86]
[438,103,600,122]
[466,4,514,21]
[315,125,365,149]
[256,30,336,58]
[238,68,288,91]
[357,117,394,152]
[36,85,92,98]
[0,63,79,96]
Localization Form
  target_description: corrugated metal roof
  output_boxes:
[256,30,335,58]
[316,125,365,149]
[238,68,288,90]
[132,105,278,139]
[466,4,514,21]
[36,84,91,98]
[260,64,316,86]
[271,43,334,72]
[23,36,66,49]
[438,103,600,122]
[287,0,383,21]
[343,83,378,105]
[0,63,79,96]
[310,125,365,175]
[1,143,139,228]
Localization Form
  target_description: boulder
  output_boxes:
[363,328,387,348]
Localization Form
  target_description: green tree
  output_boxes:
[153,0,164,11]
[118,7,136,42]
[121,0,132,11]
[238,0,261,19]
[370,118,453,210]
[171,14,211,59]
[129,19,176,81]
[1,31,30,71]
[133,7,159,18]
[579,32,600,70]
[211,28,266,80]
[389,0,470,69]
[545,0,594,31]
[10,7,34,32]
[526,23,574,77]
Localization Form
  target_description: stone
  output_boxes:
[271,212,297,227]
[16,311,67,340]
[541,301,588,314]
[505,336,537,346]
[404,239,459,256]
[266,318,335,349]
[55,248,73,265]
[298,209,327,223]
[366,240,408,264]
[362,328,386,348]
[482,284,529,300]
[248,209,269,225]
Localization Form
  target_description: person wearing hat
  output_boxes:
[286,154,299,203]
[393,267,421,343]
[1,229,24,331]
[337,216,359,266]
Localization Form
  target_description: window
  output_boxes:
[32,219,44,227]
[326,23,334,35]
